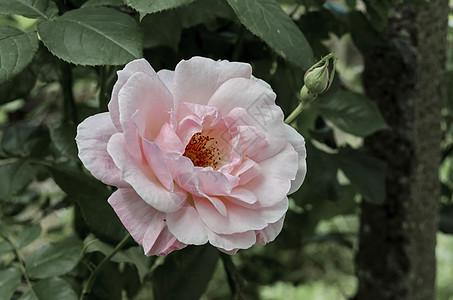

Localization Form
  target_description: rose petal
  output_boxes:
[76,112,125,187]
[195,196,288,235]
[108,187,165,247]
[118,71,173,160]
[255,215,285,246]
[173,56,252,105]
[108,133,186,213]
[109,59,156,131]
[157,69,174,93]
[209,78,286,161]
[166,204,209,245]
[285,124,307,194]
[208,230,256,252]
[242,143,298,207]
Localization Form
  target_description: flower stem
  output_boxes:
[79,234,131,300]
[219,252,243,300]
[232,26,245,61]
[284,102,304,124]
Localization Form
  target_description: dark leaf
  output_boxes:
[25,237,83,279]
[226,0,314,69]
[153,245,218,300]
[125,0,195,19]
[47,164,127,243]
[334,147,387,204]
[0,159,36,201]
[317,89,388,137]
[0,267,21,300]
[16,223,41,249]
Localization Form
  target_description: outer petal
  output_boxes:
[109,59,156,131]
[118,71,173,160]
[195,196,288,235]
[144,226,187,256]
[255,216,285,246]
[208,230,256,252]
[76,112,124,187]
[107,133,186,213]
[157,69,174,93]
[173,57,252,105]
[285,125,307,194]
[242,143,298,207]
[166,204,210,245]
[209,78,287,161]
[108,188,164,248]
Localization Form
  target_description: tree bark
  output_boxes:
[355,1,448,300]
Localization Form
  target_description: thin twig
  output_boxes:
[79,234,131,300]
[219,252,243,300]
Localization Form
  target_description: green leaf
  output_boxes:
[21,277,78,300]
[0,267,21,300]
[125,0,195,19]
[16,223,41,249]
[0,0,58,19]
[0,160,36,201]
[153,245,218,300]
[0,240,14,256]
[0,26,39,84]
[317,89,388,137]
[226,0,314,69]
[178,0,233,28]
[334,147,387,204]
[47,164,126,243]
[49,122,78,160]
[25,237,83,279]
[37,7,143,66]
[1,124,49,158]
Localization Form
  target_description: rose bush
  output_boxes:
[76,57,306,255]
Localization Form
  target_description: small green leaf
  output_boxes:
[0,267,21,300]
[1,124,49,158]
[49,122,78,160]
[0,160,36,201]
[37,7,143,66]
[317,89,388,137]
[16,223,41,249]
[0,26,39,84]
[25,237,83,279]
[0,0,58,19]
[0,240,14,256]
[22,277,78,300]
[226,0,314,69]
[125,0,195,19]
[178,0,233,28]
[334,147,387,204]
[153,245,218,300]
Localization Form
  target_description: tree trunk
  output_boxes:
[355,1,448,300]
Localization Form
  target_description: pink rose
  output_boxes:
[76,57,306,255]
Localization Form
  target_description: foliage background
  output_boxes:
[0,0,452,299]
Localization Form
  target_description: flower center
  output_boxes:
[183,132,221,169]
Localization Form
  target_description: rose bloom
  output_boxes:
[76,57,306,255]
